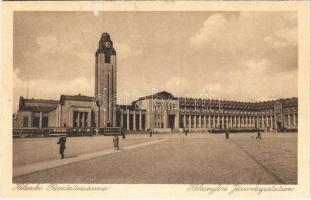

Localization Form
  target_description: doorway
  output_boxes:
[168,115,175,129]
[276,122,282,132]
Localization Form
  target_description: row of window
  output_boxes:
[23,115,48,128]
[181,116,276,126]
[73,111,90,127]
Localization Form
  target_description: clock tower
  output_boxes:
[95,32,117,127]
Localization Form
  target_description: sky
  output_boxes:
[13,11,298,112]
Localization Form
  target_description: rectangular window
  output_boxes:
[23,116,29,127]
[73,111,78,127]
[142,114,146,130]
[42,117,48,128]
[79,112,83,127]
[32,112,40,127]
[123,114,127,129]
[32,117,40,127]
[84,112,89,127]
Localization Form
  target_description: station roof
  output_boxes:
[137,91,177,101]
[19,97,59,112]
[59,94,94,105]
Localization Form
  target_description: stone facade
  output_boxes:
[14,97,58,128]
[14,95,96,129]
[57,95,95,128]
[117,91,298,133]
[14,92,298,133]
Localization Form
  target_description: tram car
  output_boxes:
[13,127,121,138]
[13,128,43,138]
[98,127,122,136]
[208,128,264,133]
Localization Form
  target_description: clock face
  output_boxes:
[104,41,111,48]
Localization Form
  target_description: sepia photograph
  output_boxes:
[1,1,310,198]
[11,10,299,184]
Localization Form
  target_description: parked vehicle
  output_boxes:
[13,128,42,138]
[13,127,121,138]
[208,128,264,133]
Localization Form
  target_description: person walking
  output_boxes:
[148,129,153,138]
[113,135,120,150]
[225,132,229,139]
[184,128,188,136]
[256,130,262,140]
[57,136,66,159]
[121,129,126,139]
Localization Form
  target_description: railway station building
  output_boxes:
[14,33,298,132]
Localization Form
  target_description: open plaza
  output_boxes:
[13,131,297,184]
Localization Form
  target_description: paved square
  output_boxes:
[13,132,297,184]
[13,136,152,167]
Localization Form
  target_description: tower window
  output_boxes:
[105,52,111,63]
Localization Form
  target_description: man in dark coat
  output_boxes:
[225,132,229,139]
[148,129,153,138]
[256,130,262,140]
[121,129,126,139]
[57,136,66,159]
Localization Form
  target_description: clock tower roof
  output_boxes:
[101,32,111,41]
[96,32,116,57]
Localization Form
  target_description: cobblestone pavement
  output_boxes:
[13,132,297,184]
